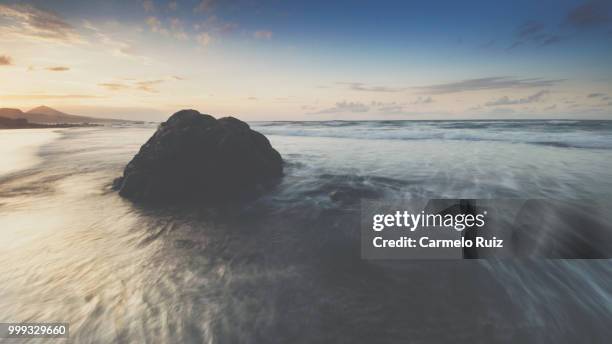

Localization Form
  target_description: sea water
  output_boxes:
[1,120,611,343]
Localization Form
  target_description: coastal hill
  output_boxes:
[0,106,133,124]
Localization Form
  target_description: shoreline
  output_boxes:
[0,124,101,130]
[0,129,61,177]
[0,115,102,130]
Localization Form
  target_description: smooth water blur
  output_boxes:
[0,129,59,177]
[1,121,612,343]
[253,120,612,149]
[252,120,612,200]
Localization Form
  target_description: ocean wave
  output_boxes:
[252,120,612,149]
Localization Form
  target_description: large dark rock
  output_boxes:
[113,110,283,203]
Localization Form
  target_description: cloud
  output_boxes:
[142,0,155,13]
[417,77,563,94]
[541,35,565,46]
[545,104,557,110]
[490,108,516,114]
[310,101,370,114]
[518,21,545,38]
[98,77,180,93]
[168,1,178,11]
[411,96,434,105]
[194,16,238,35]
[169,18,181,30]
[253,30,273,40]
[485,90,549,106]
[301,105,317,111]
[275,97,292,102]
[566,0,612,28]
[146,16,190,40]
[588,92,606,98]
[0,4,81,43]
[195,0,215,12]
[46,66,70,72]
[136,80,165,93]
[368,99,433,115]
[196,32,212,46]
[146,16,167,35]
[377,104,405,114]
[338,82,405,93]
[0,93,102,100]
[0,55,11,65]
[508,21,566,50]
[169,18,188,40]
[98,82,130,91]
[82,21,147,61]
[369,101,444,116]
[506,2,611,51]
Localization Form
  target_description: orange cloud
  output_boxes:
[0,55,12,65]
[46,66,70,72]
[98,82,130,91]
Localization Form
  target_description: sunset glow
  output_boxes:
[1,0,611,120]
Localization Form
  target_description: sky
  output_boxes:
[0,0,611,121]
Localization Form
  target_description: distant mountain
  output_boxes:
[0,108,24,119]
[0,106,133,124]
